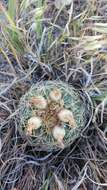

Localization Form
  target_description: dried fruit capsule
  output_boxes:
[49,88,62,102]
[52,125,65,148]
[58,109,77,128]
[27,116,42,134]
[30,96,47,109]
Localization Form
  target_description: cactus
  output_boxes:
[18,81,90,151]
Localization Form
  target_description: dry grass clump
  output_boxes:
[18,81,89,151]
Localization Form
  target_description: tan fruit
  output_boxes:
[49,88,62,102]
[52,125,65,148]
[27,116,42,134]
[58,109,77,128]
[30,96,47,109]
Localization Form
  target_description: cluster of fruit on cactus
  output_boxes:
[26,87,77,148]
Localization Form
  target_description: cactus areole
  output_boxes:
[18,81,90,151]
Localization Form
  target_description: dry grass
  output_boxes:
[0,0,107,189]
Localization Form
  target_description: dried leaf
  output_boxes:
[55,0,73,9]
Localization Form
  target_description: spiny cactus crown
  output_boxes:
[19,81,88,151]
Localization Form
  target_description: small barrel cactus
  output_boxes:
[18,81,90,151]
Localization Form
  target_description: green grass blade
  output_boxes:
[92,92,107,102]
[4,26,25,54]
[8,0,17,21]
